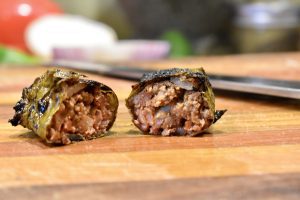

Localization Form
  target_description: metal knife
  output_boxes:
[48,60,300,100]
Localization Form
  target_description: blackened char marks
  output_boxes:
[140,68,206,83]
[214,109,227,123]
[37,99,49,114]
[9,100,26,126]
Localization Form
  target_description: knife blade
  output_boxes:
[48,60,300,100]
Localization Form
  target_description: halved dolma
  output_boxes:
[9,69,118,144]
[126,68,226,136]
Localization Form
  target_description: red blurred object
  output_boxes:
[0,0,62,52]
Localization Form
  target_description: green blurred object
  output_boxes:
[161,30,193,58]
[0,46,39,64]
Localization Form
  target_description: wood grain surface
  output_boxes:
[0,52,300,199]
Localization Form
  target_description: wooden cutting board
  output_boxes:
[0,52,300,199]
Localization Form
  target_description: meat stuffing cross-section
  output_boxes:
[126,68,226,136]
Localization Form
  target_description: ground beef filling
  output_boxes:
[47,89,114,144]
[129,79,214,136]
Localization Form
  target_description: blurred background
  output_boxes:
[0,0,300,64]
